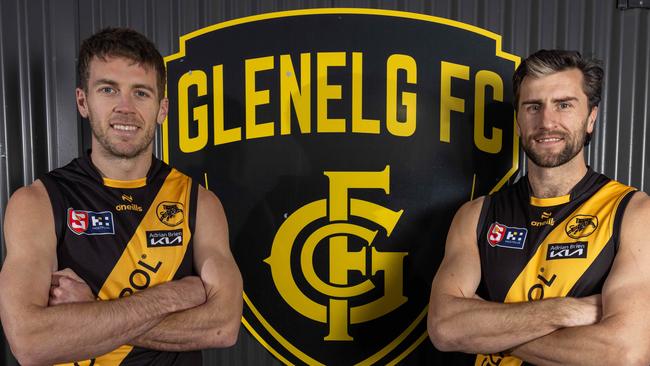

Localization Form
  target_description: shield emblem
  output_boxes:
[164,9,519,364]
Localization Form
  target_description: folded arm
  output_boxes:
[0,182,206,366]
[511,192,650,366]
[427,197,599,354]
[130,186,243,351]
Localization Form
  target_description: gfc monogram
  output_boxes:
[265,166,407,340]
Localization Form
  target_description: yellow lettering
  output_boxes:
[386,54,417,137]
[440,61,469,143]
[245,56,275,139]
[352,52,380,134]
[178,70,208,153]
[213,64,241,145]
[280,53,311,135]
[317,52,346,133]
[474,70,503,153]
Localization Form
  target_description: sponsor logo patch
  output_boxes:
[487,222,528,249]
[146,230,183,247]
[156,201,184,226]
[565,215,598,239]
[116,194,143,212]
[531,211,555,227]
[546,242,588,260]
[67,208,115,235]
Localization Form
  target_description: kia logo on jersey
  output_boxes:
[487,222,527,249]
[67,208,115,235]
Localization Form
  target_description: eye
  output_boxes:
[134,90,151,98]
[526,104,540,113]
[559,102,571,109]
[99,87,116,94]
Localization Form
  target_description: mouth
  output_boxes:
[534,136,563,143]
[111,123,139,132]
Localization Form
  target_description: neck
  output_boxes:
[527,152,588,198]
[90,146,153,181]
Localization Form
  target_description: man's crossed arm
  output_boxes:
[427,194,650,365]
[0,182,242,365]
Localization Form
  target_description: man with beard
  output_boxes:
[0,28,242,365]
[428,50,650,365]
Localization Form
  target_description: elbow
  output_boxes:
[427,313,460,352]
[8,335,49,366]
[206,319,241,348]
[616,344,650,366]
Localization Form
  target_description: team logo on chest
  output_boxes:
[67,208,115,235]
[566,214,598,239]
[487,222,528,249]
[156,201,185,226]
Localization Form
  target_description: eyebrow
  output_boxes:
[93,79,156,94]
[520,96,579,105]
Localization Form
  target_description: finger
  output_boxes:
[55,268,86,283]
[51,274,62,286]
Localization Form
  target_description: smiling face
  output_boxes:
[76,56,168,159]
[516,68,598,168]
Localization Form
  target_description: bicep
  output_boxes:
[430,198,484,300]
[600,192,650,329]
[192,187,242,297]
[0,183,57,329]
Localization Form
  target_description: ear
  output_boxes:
[156,98,169,125]
[515,110,521,137]
[587,106,598,133]
[76,88,89,118]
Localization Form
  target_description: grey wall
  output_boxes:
[0,0,648,365]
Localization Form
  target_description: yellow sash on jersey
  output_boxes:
[475,181,634,366]
[57,170,193,366]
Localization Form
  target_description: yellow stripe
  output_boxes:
[103,177,147,189]
[530,194,571,207]
[477,181,634,365]
[62,169,193,365]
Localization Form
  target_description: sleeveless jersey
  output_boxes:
[473,169,636,366]
[40,152,201,366]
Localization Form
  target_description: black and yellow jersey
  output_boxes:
[40,151,200,366]
[474,168,636,366]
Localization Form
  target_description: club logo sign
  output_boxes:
[164,9,519,365]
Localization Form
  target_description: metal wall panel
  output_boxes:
[0,1,648,365]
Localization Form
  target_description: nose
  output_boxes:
[539,105,558,130]
[114,93,136,114]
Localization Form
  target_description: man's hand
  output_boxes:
[563,294,601,328]
[49,268,95,306]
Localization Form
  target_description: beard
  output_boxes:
[522,119,589,168]
[89,114,156,159]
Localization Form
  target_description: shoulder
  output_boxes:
[621,191,650,227]
[451,196,486,229]
[6,180,51,212]
[3,180,56,260]
[195,186,228,227]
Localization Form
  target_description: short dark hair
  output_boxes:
[513,49,603,112]
[77,27,165,100]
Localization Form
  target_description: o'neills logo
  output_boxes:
[531,211,555,227]
[116,203,143,212]
[164,9,519,365]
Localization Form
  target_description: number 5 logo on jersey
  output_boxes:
[487,222,527,249]
[67,208,115,235]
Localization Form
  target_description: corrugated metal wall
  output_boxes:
[0,1,648,365]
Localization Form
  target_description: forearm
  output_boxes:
[429,295,585,354]
[131,279,242,351]
[5,278,204,365]
[131,301,239,351]
[512,317,647,366]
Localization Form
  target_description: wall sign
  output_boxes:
[164,8,519,365]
